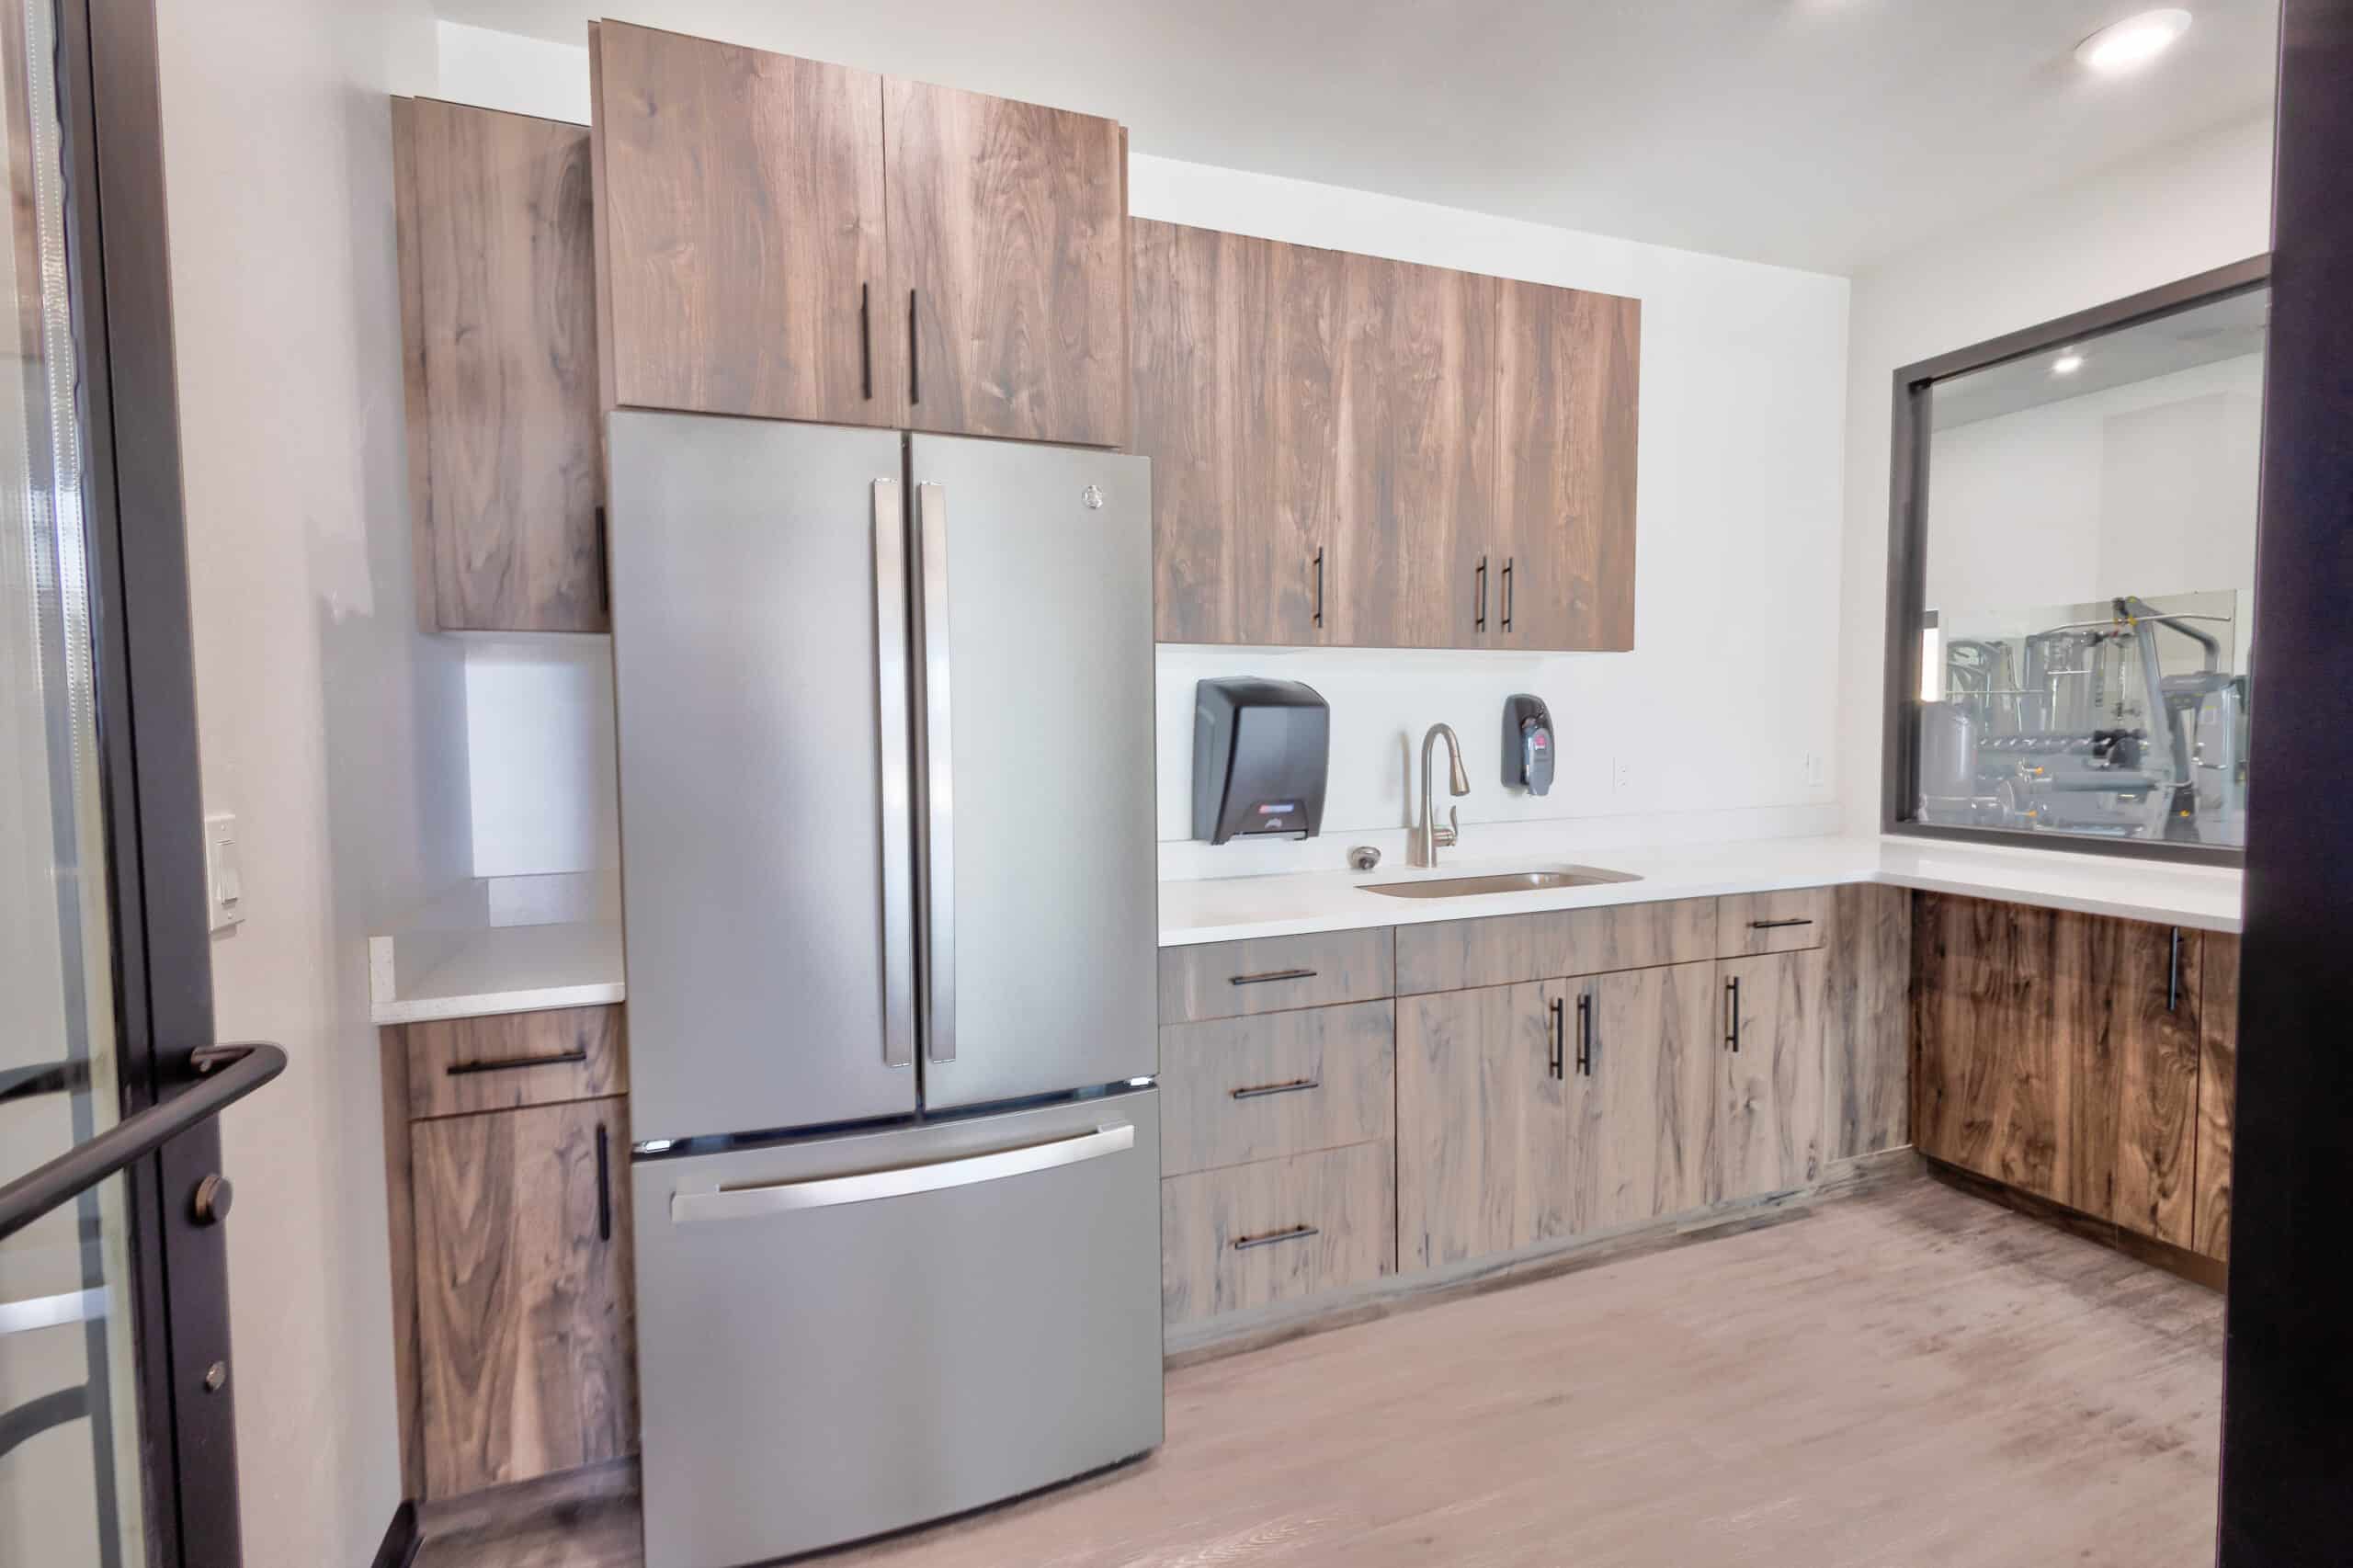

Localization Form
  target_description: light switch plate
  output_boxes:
[203,811,244,933]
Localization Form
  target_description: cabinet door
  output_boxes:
[1913,894,2071,1204]
[1227,233,1342,643]
[886,77,1128,447]
[1493,280,1640,651]
[396,98,604,632]
[2066,915,2201,1246]
[1397,980,1563,1267]
[413,1097,635,1498]
[1564,961,1718,1233]
[591,23,894,426]
[1131,219,1234,642]
[1334,255,1495,647]
[1719,949,1828,1200]
[2193,934,2239,1259]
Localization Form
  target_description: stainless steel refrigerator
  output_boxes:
[606,413,1162,1568]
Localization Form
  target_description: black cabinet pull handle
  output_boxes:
[1313,547,1325,630]
[2168,927,2182,1013]
[1231,1076,1321,1101]
[1576,992,1592,1076]
[1474,555,1488,631]
[1501,557,1513,632]
[1229,967,1316,987]
[907,288,920,405]
[1748,917,1814,931]
[594,505,609,615]
[1233,1223,1319,1252]
[446,1048,587,1078]
[859,283,873,401]
[1725,977,1742,1052]
[595,1122,612,1244]
[1548,995,1564,1079]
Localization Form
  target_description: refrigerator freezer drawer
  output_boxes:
[632,1089,1165,1568]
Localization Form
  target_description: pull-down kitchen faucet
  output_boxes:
[1414,723,1472,867]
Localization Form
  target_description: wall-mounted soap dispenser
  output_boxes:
[1502,695,1555,797]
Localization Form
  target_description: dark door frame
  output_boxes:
[2218,0,2353,1560]
[51,0,246,1562]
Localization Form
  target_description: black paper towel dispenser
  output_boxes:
[1193,678,1330,844]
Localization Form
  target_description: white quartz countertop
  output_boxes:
[1157,834,2244,947]
[368,872,626,1025]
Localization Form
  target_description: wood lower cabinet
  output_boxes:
[1397,980,1566,1267]
[411,1096,636,1498]
[1161,1142,1395,1324]
[1823,883,1912,1162]
[1719,949,1828,1199]
[393,97,605,632]
[1564,961,1718,1233]
[2193,935,2239,1259]
[1160,1001,1393,1176]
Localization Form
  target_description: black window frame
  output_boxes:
[1881,252,2274,867]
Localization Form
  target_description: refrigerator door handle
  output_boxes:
[667,1122,1135,1223]
[874,479,915,1070]
[916,480,957,1065]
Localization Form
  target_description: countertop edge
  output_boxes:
[369,980,628,1028]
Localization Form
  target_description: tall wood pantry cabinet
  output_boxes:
[588,21,1131,447]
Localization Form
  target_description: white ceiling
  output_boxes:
[432,0,2280,275]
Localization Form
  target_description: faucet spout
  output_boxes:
[1415,723,1469,868]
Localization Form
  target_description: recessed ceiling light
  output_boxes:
[2076,8,2192,74]
[2052,350,2086,375]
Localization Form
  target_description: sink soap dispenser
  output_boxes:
[1502,694,1555,797]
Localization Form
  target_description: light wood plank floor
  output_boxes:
[417,1177,2223,1568]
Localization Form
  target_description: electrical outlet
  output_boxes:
[1805,753,1827,790]
[204,812,244,933]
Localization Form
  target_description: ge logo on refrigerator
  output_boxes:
[1081,484,1105,510]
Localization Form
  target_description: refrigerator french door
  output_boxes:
[606,414,1161,1568]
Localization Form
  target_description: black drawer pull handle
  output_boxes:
[1231,1076,1321,1101]
[595,1122,612,1244]
[1229,968,1317,987]
[1233,1223,1319,1252]
[446,1048,588,1078]
[1748,917,1814,930]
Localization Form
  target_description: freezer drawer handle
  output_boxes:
[667,1122,1134,1223]
[1230,1076,1320,1101]
[445,1048,586,1077]
[1748,917,1813,931]
[1232,1223,1319,1253]
[1228,967,1316,987]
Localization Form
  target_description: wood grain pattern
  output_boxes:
[2193,934,2238,1260]
[1131,219,1233,642]
[413,1097,637,1498]
[1333,255,1495,647]
[1493,280,1641,651]
[1715,887,1831,957]
[1228,233,1343,644]
[1159,927,1394,1024]
[1822,882,1911,1160]
[1160,1142,1394,1325]
[1564,960,1718,1233]
[1159,1001,1393,1176]
[1396,980,1564,1267]
[392,98,438,636]
[404,98,606,632]
[1912,892,2069,1204]
[2084,918,2201,1247]
[1392,897,1716,994]
[415,1460,640,1568]
[591,22,895,425]
[379,1026,425,1498]
[402,1005,627,1120]
[1720,949,1828,1200]
[887,76,1127,446]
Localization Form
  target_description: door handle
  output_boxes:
[1313,546,1324,630]
[595,1121,612,1244]
[874,479,915,1070]
[1474,555,1488,631]
[916,482,955,1065]
[859,282,873,402]
[1725,976,1742,1052]
[445,1048,586,1077]
[668,1123,1134,1222]
[1229,967,1316,987]
[2168,926,2182,1013]
[1575,991,1592,1076]
[1549,994,1564,1079]
[1233,1223,1319,1252]
[1501,557,1513,632]
[1230,1076,1321,1101]
[907,288,921,406]
[1748,917,1813,931]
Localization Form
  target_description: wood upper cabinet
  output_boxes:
[591,24,1127,444]
[1132,221,1338,644]
[1718,949,1828,1200]
[1564,961,1718,1233]
[412,1096,635,1498]
[1397,980,1565,1267]
[1493,279,1640,651]
[887,78,1129,446]
[590,23,895,427]
[393,97,606,632]
[1334,255,1496,648]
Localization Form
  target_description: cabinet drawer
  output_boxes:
[403,1006,627,1120]
[1161,1002,1393,1176]
[1716,889,1830,957]
[1159,927,1394,1024]
[1394,898,1716,994]
[1161,1142,1395,1325]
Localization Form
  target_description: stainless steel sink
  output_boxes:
[1361,866,1643,899]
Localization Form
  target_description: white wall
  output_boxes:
[463,639,619,877]
[1836,113,2275,831]
[432,24,1855,882]
[156,2,450,1564]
